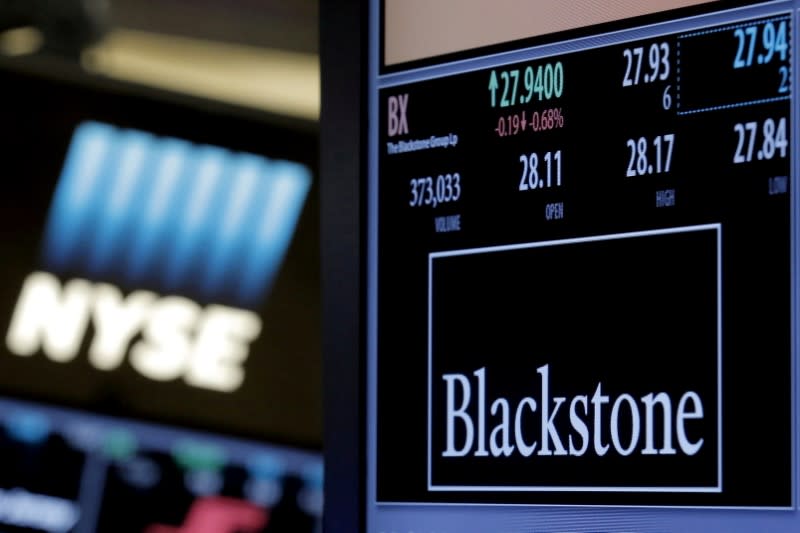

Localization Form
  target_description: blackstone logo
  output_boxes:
[4,121,311,392]
[425,227,722,496]
[442,364,705,459]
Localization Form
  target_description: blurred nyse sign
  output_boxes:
[5,122,311,392]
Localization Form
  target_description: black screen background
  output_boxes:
[374,15,792,506]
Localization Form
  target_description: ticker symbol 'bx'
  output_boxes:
[144,497,268,533]
[388,94,409,136]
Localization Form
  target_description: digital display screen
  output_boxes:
[0,398,321,533]
[367,1,797,530]
[0,64,321,533]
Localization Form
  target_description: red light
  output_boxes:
[145,497,268,533]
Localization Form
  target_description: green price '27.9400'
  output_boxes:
[489,62,564,108]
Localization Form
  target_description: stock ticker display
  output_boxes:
[373,5,794,515]
[0,398,322,533]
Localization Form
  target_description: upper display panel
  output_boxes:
[367,0,798,531]
[383,0,721,65]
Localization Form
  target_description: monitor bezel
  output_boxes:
[320,0,368,531]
